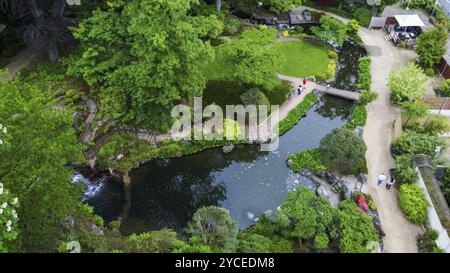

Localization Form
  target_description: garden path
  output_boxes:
[358,28,422,253]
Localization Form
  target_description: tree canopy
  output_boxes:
[311,15,348,47]
[0,70,86,251]
[319,127,367,174]
[186,206,238,252]
[415,25,447,68]
[278,187,336,249]
[67,0,221,131]
[220,28,286,89]
[388,63,427,103]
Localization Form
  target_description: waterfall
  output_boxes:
[72,173,106,202]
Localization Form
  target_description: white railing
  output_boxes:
[415,167,450,252]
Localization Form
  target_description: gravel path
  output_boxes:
[359,29,422,253]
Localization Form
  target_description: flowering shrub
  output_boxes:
[0,124,20,252]
[357,195,369,212]
[0,124,10,147]
[0,182,20,252]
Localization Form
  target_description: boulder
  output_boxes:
[182,140,191,146]
[341,175,357,185]
[356,173,368,184]
[317,186,330,199]
[286,159,293,167]
[341,185,351,200]
[314,170,327,178]
[222,144,235,154]
[300,170,314,179]
[327,173,339,185]
[89,223,104,236]
[263,209,277,223]
[353,126,364,138]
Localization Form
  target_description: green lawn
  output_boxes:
[273,40,329,78]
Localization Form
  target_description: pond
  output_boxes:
[333,40,367,91]
[75,94,353,235]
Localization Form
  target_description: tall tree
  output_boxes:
[337,200,378,253]
[0,0,75,63]
[311,15,348,47]
[415,25,447,68]
[400,100,429,126]
[220,28,285,89]
[319,127,367,174]
[216,0,222,11]
[67,0,220,131]
[388,62,428,103]
[186,206,237,252]
[278,187,336,249]
[0,70,85,252]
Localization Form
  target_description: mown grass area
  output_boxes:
[202,40,330,80]
[273,40,329,78]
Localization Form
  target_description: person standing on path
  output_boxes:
[386,177,395,190]
[377,173,386,186]
[298,84,302,96]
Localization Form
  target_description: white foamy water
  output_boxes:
[72,173,105,201]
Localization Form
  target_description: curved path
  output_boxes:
[358,29,422,252]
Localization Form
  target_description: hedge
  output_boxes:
[399,183,429,225]
[346,105,367,129]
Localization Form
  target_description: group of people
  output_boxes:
[297,78,308,96]
[377,173,396,190]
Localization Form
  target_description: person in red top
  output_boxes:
[303,78,307,85]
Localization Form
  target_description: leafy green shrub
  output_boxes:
[337,200,378,253]
[288,148,327,172]
[263,80,291,105]
[223,18,241,36]
[346,19,360,37]
[424,115,450,134]
[399,183,429,225]
[124,229,182,253]
[424,67,435,76]
[440,79,450,97]
[395,155,417,184]
[357,57,371,91]
[352,8,372,27]
[328,50,338,60]
[316,59,336,80]
[417,229,441,253]
[240,88,271,112]
[391,130,443,157]
[346,105,367,129]
[359,90,378,105]
[319,128,367,174]
[278,93,318,135]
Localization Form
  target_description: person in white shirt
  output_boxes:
[377,173,386,186]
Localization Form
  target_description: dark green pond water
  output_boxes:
[334,40,367,91]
